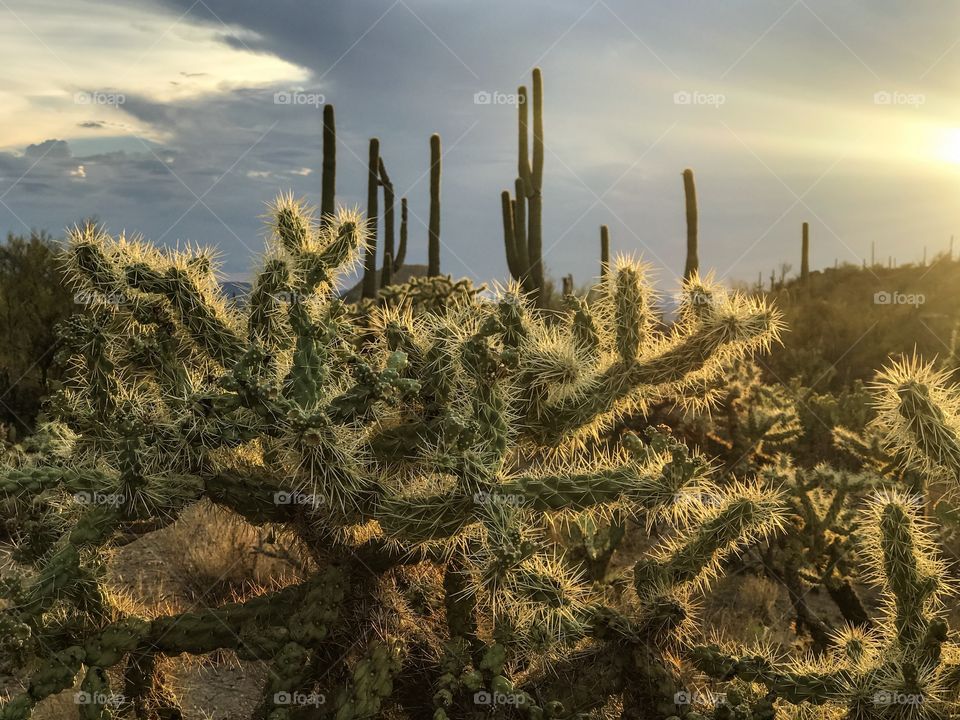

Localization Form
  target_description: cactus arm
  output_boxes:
[378,156,395,280]
[362,138,380,299]
[393,197,408,271]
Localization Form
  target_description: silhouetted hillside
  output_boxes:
[761,256,960,389]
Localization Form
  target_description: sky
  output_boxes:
[1,0,959,288]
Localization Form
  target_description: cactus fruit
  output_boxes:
[0,198,785,719]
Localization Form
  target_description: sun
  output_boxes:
[936,128,960,164]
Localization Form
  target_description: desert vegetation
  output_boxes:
[2,67,960,720]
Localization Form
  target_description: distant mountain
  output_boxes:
[220,280,251,300]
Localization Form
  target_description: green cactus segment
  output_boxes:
[77,666,116,720]
[333,638,402,720]
[636,485,786,592]
[614,265,652,363]
[689,645,842,704]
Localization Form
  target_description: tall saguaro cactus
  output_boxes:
[600,224,610,278]
[363,138,380,299]
[394,197,408,272]
[682,168,699,280]
[501,68,545,305]
[379,157,395,285]
[428,133,442,277]
[801,221,810,283]
[321,104,336,225]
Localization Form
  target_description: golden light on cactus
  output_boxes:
[871,354,960,482]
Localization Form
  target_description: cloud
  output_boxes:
[2,0,959,285]
[25,139,71,159]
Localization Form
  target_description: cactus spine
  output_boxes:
[428,133,441,277]
[502,68,545,305]
[321,104,336,225]
[362,138,379,299]
[682,168,699,280]
[801,221,810,283]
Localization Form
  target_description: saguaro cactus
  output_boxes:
[682,168,699,280]
[0,197,785,720]
[321,104,336,225]
[801,221,810,283]
[501,68,545,305]
[428,133,441,277]
[600,224,610,278]
[394,197,408,272]
[378,157,395,284]
[363,137,379,299]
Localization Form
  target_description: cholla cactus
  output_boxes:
[870,355,960,486]
[0,198,785,719]
[692,490,959,719]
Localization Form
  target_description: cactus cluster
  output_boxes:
[0,197,788,719]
